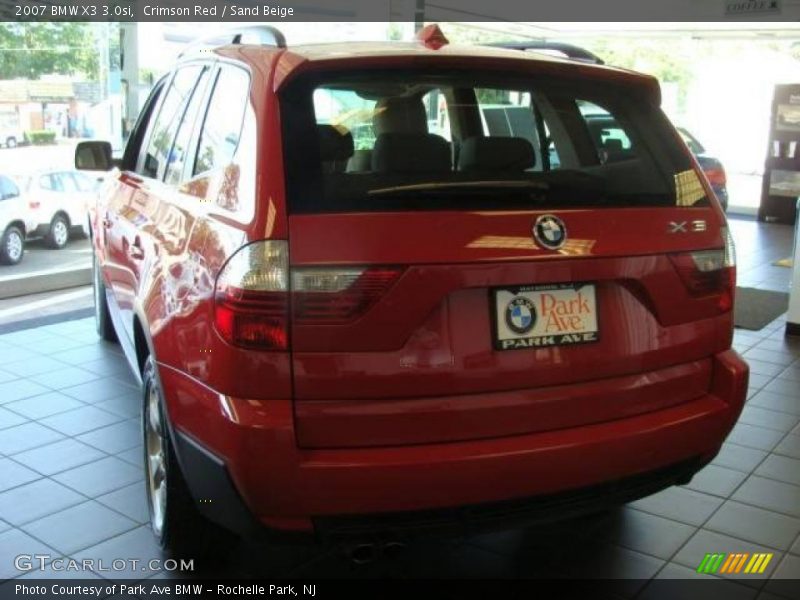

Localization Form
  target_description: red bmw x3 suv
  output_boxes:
[76,25,748,552]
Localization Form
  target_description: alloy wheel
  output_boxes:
[145,382,167,537]
[53,220,69,247]
[6,230,22,262]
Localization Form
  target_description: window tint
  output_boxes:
[281,71,700,214]
[165,68,211,186]
[578,100,636,164]
[422,89,450,141]
[476,88,542,171]
[314,87,377,152]
[141,66,204,179]
[193,67,250,176]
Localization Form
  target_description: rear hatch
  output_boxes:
[279,65,735,448]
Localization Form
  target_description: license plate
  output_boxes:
[492,283,599,351]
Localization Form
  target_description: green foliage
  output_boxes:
[0,23,99,80]
[25,130,56,145]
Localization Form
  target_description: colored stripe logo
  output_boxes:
[696,552,773,574]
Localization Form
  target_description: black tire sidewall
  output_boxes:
[0,226,24,265]
[141,357,205,556]
[48,215,69,249]
[142,358,170,548]
[92,255,117,341]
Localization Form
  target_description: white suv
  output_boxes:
[23,170,97,249]
[0,175,32,265]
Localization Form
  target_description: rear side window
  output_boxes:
[164,67,211,186]
[57,173,79,193]
[71,172,95,192]
[193,67,250,176]
[140,65,204,180]
[281,69,700,214]
[0,176,18,200]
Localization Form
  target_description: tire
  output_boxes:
[142,357,214,558]
[0,226,24,265]
[46,214,70,249]
[93,254,118,342]
[5,137,16,149]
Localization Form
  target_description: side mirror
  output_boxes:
[75,141,114,171]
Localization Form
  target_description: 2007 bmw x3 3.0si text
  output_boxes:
[75,24,748,552]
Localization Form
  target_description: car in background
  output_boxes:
[0,174,33,265]
[677,128,729,212]
[22,170,98,249]
[0,126,23,149]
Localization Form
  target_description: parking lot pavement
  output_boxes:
[0,238,91,282]
[0,286,92,329]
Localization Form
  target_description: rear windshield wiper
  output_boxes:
[367,180,550,196]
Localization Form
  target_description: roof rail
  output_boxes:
[489,41,604,65]
[179,25,287,57]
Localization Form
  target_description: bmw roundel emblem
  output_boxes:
[505,296,536,335]
[533,214,567,250]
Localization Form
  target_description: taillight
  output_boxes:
[669,227,736,312]
[292,267,402,323]
[29,201,40,209]
[703,167,726,188]
[214,241,289,350]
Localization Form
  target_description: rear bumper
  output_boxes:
[160,349,748,537]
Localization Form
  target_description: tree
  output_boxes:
[0,23,99,80]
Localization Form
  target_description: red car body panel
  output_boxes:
[157,350,746,524]
[89,40,749,535]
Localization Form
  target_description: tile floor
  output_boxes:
[0,217,798,598]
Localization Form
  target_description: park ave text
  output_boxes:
[15,584,315,597]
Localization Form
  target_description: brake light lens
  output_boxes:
[214,241,289,350]
[669,227,736,312]
[292,267,403,323]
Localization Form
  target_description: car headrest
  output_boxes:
[458,137,535,172]
[373,97,428,136]
[371,133,451,174]
[318,124,354,162]
[603,138,624,151]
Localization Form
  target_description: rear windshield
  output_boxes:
[280,69,706,214]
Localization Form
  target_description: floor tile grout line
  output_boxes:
[1,401,142,452]
[677,422,800,589]
[14,518,142,561]
[1,467,146,531]
[641,402,799,584]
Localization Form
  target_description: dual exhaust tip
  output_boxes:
[345,540,408,564]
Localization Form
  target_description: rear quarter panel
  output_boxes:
[133,49,293,400]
